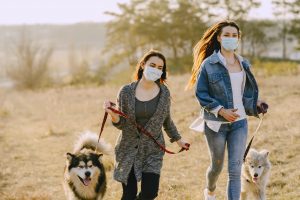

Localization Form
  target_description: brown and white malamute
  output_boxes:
[63,131,112,200]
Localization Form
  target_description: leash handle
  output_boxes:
[99,101,190,154]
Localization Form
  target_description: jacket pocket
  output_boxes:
[208,73,222,83]
[207,73,226,98]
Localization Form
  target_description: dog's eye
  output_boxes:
[251,166,254,168]
[78,166,84,169]
[258,166,262,168]
[88,165,93,168]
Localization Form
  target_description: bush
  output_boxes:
[6,34,53,90]
[68,49,109,86]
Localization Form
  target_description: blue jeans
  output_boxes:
[204,119,248,200]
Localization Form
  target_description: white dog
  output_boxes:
[241,148,271,200]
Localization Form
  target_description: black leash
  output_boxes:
[243,113,265,162]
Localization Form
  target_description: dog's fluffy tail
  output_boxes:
[73,131,112,155]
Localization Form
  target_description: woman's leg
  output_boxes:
[226,119,248,200]
[204,124,227,192]
[121,167,138,200]
[137,172,160,200]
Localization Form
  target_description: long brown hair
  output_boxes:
[186,20,241,90]
[133,49,167,84]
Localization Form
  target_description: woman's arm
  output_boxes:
[195,65,222,111]
[163,96,189,149]
[163,110,182,143]
[104,86,127,130]
[163,95,181,143]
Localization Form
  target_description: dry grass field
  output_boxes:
[0,73,299,200]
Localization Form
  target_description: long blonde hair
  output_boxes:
[185,20,240,90]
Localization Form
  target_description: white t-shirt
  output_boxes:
[229,71,247,120]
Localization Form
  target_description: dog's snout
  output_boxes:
[254,173,258,177]
[85,171,91,177]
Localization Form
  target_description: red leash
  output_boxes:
[98,102,190,154]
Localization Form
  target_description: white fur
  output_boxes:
[72,166,96,181]
[73,130,112,155]
[241,148,271,200]
[64,166,102,200]
[64,131,111,200]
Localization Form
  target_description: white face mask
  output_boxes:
[221,37,239,51]
[143,66,163,82]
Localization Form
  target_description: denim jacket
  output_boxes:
[195,51,259,122]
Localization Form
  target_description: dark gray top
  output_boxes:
[135,92,160,127]
[112,81,182,184]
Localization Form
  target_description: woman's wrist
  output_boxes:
[218,108,224,117]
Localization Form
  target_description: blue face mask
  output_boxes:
[221,37,239,51]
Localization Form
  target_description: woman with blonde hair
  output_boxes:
[187,21,268,200]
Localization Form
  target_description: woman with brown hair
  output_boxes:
[104,50,189,200]
[187,21,268,200]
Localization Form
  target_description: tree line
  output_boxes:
[103,0,300,72]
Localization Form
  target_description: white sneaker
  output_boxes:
[204,188,216,200]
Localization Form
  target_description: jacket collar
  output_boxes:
[209,50,251,70]
[241,59,251,70]
[209,50,221,64]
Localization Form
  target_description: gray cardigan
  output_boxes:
[112,81,182,184]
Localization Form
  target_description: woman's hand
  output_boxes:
[103,100,120,123]
[218,108,240,122]
[176,138,190,150]
[257,100,269,114]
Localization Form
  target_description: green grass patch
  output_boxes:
[252,59,299,76]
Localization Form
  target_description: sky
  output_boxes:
[0,0,274,25]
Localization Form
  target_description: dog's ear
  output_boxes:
[260,150,269,158]
[66,153,74,161]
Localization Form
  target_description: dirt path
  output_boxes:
[0,74,299,200]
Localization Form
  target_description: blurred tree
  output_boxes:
[133,0,173,56]
[104,0,285,71]
[243,20,276,57]
[104,0,144,68]
[169,0,207,57]
[215,0,261,55]
[167,0,207,70]
[104,0,207,72]
[136,0,207,67]
[272,0,294,59]
[290,0,300,50]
